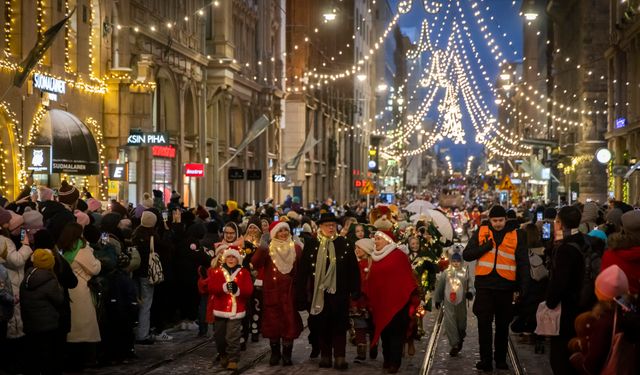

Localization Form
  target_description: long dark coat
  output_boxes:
[295,236,360,331]
[251,244,303,340]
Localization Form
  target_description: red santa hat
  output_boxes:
[269,220,290,238]
[374,230,396,244]
[222,245,243,263]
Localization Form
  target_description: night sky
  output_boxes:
[386,0,524,169]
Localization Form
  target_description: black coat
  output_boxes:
[546,233,585,337]
[106,269,138,325]
[295,235,360,312]
[20,267,64,334]
[39,201,76,242]
[463,221,530,292]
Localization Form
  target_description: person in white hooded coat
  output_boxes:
[433,250,475,357]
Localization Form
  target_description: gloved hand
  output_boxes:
[435,302,441,310]
[226,281,238,294]
[466,292,474,301]
[480,238,494,252]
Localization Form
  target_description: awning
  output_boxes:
[33,109,100,175]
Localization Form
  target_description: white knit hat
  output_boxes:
[355,238,375,255]
[222,246,243,263]
[269,220,290,238]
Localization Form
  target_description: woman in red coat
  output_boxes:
[250,221,303,366]
[368,230,418,374]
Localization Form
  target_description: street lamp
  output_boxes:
[595,148,612,164]
[376,83,388,92]
[356,73,367,82]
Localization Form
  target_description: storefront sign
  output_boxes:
[26,146,51,173]
[184,163,205,177]
[108,163,126,181]
[228,168,244,180]
[615,117,627,129]
[272,174,287,183]
[128,131,169,146]
[52,161,99,174]
[247,169,262,180]
[152,145,176,158]
[33,73,66,94]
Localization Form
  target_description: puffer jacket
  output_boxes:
[0,263,14,322]
[0,236,32,338]
[20,266,64,334]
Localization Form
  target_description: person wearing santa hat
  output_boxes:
[367,230,417,374]
[250,221,302,366]
[207,246,253,371]
[295,212,360,370]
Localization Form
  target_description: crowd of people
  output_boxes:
[0,178,638,375]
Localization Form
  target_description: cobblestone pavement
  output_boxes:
[88,306,553,375]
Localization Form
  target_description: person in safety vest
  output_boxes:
[463,205,530,372]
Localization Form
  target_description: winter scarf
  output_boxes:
[62,239,84,264]
[310,231,338,315]
[268,237,296,274]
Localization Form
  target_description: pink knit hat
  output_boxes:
[86,198,101,212]
[595,265,629,301]
[74,210,91,228]
[8,211,24,235]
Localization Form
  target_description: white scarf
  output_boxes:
[269,237,296,274]
[372,242,408,261]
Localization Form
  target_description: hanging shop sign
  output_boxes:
[247,169,262,180]
[615,118,627,129]
[272,174,287,183]
[25,146,52,173]
[32,73,66,95]
[152,145,176,158]
[127,131,169,146]
[184,163,205,177]
[228,168,245,180]
[108,163,126,181]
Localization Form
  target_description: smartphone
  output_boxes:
[542,222,551,240]
[274,215,279,221]
[293,227,302,237]
[310,203,315,209]
[20,229,26,241]
[536,212,543,222]
[162,210,169,221]
[30,186,37,195]
[100,232,109,245]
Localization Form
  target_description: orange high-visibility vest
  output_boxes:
[475,226,517,281]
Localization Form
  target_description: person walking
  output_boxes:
[295,212,360,370]
[131,211,159,344]
[250,221,302,366]
[367,230,418,373]
[463,205,530,372]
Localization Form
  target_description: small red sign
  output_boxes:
[354,179,363,188]
[152,145,176,158]
[184,163,205,177]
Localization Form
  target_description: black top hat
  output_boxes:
[316,212,339,225]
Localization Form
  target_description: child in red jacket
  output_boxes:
[207,246,253,371]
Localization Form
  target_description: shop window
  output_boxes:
[152,158,173,204]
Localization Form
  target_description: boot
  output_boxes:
[269,343,281,366]
[369,344,378,360]
[334,357,348,370]
[407,340,416,356]
[355,344,366,361]
[319,357,332,368]
[281,343,293,366]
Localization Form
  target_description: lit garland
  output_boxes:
[64,0,72,73]
[0,101,25,197]
[3,0,12,55]
[28,104,48,146]
[36,0,47,65]
[84,117,108,200]
[563,155,593,175]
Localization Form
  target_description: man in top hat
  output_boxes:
[463,205,529,372]
[295,212,360,370]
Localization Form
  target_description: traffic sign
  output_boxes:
[499,176,516,191]
[359,180,377,195]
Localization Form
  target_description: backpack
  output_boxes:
[567,235,602,311]
[528,247,549,281]
[148,236,164,285]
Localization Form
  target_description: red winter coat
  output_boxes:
[207,266,253,320]
[351,258,372,310]
[601,246,640,295]
[368,249,418,346]
[250,245,303,340]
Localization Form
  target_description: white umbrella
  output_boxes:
[404,199,436,215]
[410,209,454,242]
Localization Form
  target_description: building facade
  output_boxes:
[606,0,640,206]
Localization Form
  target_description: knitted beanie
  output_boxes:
[355,238,375,255]
[489,205,507,218]
[74,210,90,228]
[86,198,102,212]
[22,208,44,230]
[141,211,157,228]
[621,210,640,235]
[595,265,629,301]
[58,180,79,206]
[32,249,55,270]
[142,192,153,209]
